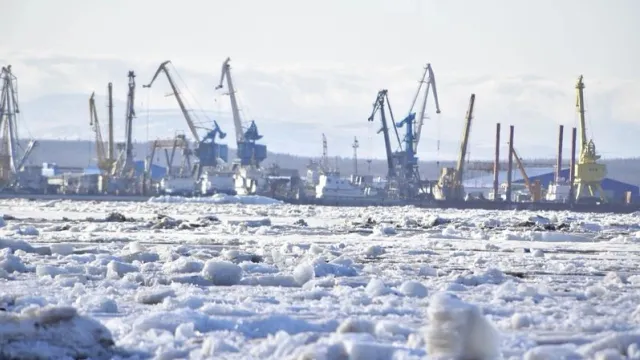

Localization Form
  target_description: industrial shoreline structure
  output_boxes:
[1,62,639,214]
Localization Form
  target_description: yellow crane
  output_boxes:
[89,92,115,173]
[433,93,475,201]
[573,75,607,203]
[511,148,542,202]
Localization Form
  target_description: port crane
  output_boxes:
[215,58,267,167]
[0,65,37,189]
[215,57,268,195]
[143,61,228,178]
[573,75,607,203]
[368,90,396,180]
[405,64,441,153]
[433,94,475,201]
[88,92,115,173]
[366,65,441,200]
[113,71,137,179]
[368,89,428,198]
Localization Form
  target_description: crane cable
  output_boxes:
[170,63,211,129]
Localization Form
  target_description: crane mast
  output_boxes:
[573,75,607,202]
[143,61,200,143]
[321,133,329,172]
[368,90,396,178]
[352,136,359,175]
[407,63,441,153]
[119,71,136,177]
[0,65,20,178]
[107,82,115,161]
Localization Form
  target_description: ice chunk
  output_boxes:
[293,262,315,285]
[398,280,428,298]
[424,292,499,360]
[0,306,115,359]
[201,260,243,286]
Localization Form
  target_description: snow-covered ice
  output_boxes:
[1,196,640,358]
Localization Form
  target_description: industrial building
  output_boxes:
[463,167,639,203]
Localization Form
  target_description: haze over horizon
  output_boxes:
[2,0,638,162]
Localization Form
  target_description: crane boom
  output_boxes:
[407,64,441,153]
[511,148,532,193]
[215,57,244,143]
[576,75,589,156]
[143,61,200,143]
[368,90,395,178]
[454,94,475,184]
[89,92,108,170]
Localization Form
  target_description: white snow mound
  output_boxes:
[0,306,115,360]
[148,194,282,205]
[424,292,499,360]
[201,260,243,285]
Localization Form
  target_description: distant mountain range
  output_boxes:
[7,55,640,162]
[16,139,640,186]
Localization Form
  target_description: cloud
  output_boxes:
[2,54,638,160]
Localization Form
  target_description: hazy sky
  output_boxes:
[1,0,639,161]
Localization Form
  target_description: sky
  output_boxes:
[1,0,639,161]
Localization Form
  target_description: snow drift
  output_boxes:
[148,193,282,205]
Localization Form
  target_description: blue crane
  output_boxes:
[143,61,229,178]
[215,58,267,167]
[395,112,420,182]
[368,89,428,199]
[194,120,229,176]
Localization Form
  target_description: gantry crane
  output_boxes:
[573,75,607,203]
[433,94,475,201]
[372,64,440,199]
[368,89,426,199]
[405,63,441,153]
[215,58,267,167]
[143,61,228,178]
[0,65,37,189]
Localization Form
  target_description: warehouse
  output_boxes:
[463,167,639,202]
